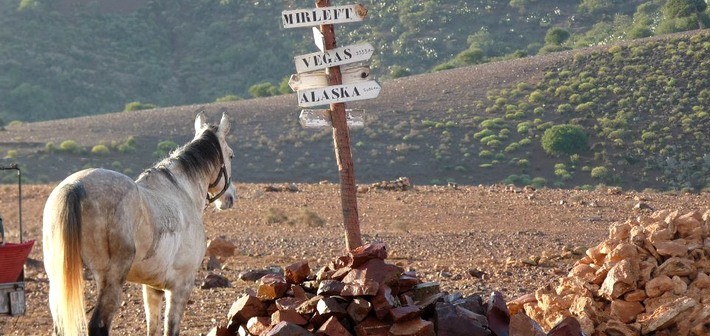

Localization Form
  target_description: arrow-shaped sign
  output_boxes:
[297,80,381,107]
[300,109,365,129]
[294,43,374,74]
[289,66,370,91]
[282,4,367,29]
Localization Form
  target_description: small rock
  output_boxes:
[201,273,231,289]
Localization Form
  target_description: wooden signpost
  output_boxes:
[282,0,379,250]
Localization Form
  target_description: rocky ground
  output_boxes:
[0,182,708,335]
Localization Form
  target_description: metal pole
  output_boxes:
[316,0,362,250]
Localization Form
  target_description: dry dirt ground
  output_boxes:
[0,183,708,335]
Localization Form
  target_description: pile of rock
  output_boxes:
[510,209,710,335]
[206,242,583,336]
[359,177,412,192]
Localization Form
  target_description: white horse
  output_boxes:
[43,112,234,336]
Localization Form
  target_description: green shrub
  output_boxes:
[591,166,609,180]
[59,140,82,154]
[541,124,588,157]
[479,150,493,158]
[154,140,178,158]
[45,141,55,153]
[124,101,158,111]
[531,177,547,188]
[215,94,242,102]
[91,144,110,155]
[5,149,17,159]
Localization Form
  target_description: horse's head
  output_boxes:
[213,181,236,211]
[194,111,234,204]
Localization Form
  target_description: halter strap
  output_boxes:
[206,143,231,204]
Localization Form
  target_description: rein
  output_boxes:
[206,143,230,204]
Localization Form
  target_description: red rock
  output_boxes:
[316,316,353,336]
[316,297,348,319]
[654,240,689,257]
[349,242,388,267]
[263,321,314,336]
[271,308,308,326]
[639,296,698,334]
[610,299,644,323]
[318,280,346,296]
[434,302,489,336]
[388,318,434,336]
[656,257,696,278]
[342,258,402,289]
[286,260,311,284]
[340,278,379,297]
[547,316,583,336]
[246,316,271,335]
[347,297,372,323]
[409,282,441,303]
[596,320,639,336]
[509,312,545,336]
[227,294,266,331]
[297,295,323,315]
[389,305,420,323]
[276,297,305,311]
[354,316,391,336]
[600,259,639,300]
[486,291,510,336]
[258,274,290,300]
[398,274,420,293]
[201,273,231,289]
[206,236,237,260]
[291,285,309,300]
[371,285,398,320]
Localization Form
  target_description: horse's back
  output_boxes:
[44,168,142,269]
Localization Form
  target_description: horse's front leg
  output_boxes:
[143,285,165,336]
[163,279,194,336]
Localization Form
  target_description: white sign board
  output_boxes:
[313,27,324,52]
[297,80,381,107]
[300,109,365,129]
[288,66,370,91]
[294,43,375,73]
[282,4,367,29]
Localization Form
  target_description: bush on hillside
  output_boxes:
[124,101,158,112]
[59,140,82,154]
[541,124,588,157]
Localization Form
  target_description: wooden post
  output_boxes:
[316,0,362,251]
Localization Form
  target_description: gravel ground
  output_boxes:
[0,183,708,335]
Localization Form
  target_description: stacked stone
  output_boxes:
[510,209,710,335]
[365,177,412,192]
[209,241,585,336]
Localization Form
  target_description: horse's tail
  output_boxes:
[43,182,87,336]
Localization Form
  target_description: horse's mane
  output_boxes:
[138,125,223,186]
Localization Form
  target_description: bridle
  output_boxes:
[206,143,231,204]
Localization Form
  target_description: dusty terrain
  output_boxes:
[0,182,708,335]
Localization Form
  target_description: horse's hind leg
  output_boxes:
[86,236,135,335]
[143,285,165,336]
[164,279,195,336]
[88,273,127,336]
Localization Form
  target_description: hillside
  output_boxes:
[0,30,707,191]
[1,0,708,122]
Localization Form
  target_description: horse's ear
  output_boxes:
[218,112,230,136]
[194,111,207,134]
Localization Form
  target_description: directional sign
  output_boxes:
[282,4,367,29]
[300,109,365,129]
[294,43,375,73]
[297,80,381,107]
[289,66,370,91]
[312,27,324,52]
